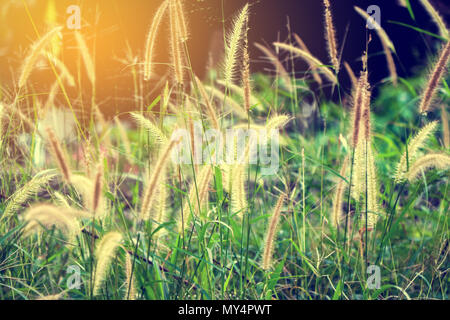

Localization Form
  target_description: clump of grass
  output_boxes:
[93,231,123,295]
[174,0,189,42]
[230,164,247,218]
[2,0,450,301]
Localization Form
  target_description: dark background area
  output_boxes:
[1,0,449,116]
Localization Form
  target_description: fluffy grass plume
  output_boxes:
[143,0,169,81]
[18,26,63,88]
[174,0,189,42]
[223,3,249,87]
[140,138,180,220]
[331,157,348,227]
[395,121,439,182]
[364,145,381,229]
[1,170,57,222]
[273,42,336,83]
[350,71,369,148]
[23,204,80,242]
[46,128,72,183]
[131,112,168,144]
[169,0,184,84]
[74,32,96,87]
[406,153,450,182]
[323,0,339,73]
[231,165,247,218]
[419,0,449,40]
[354,6,395,53]
[293,34,323,85]
[351,73,371,198]
[266,115,291,131]
[153,177,168,238]
[93,231,123,295]
[419,41,450,114]
[262,194,285,270]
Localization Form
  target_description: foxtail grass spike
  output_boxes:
[323,0,339,73]
[144,0,169,81]
[406,153,450,182]
[262,194,285,270]
[93,232,123,295]
[395,121,439,182]
[419,41,450,114]
[46,128,72,183]
[223,3,249,87]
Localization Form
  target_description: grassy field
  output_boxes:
[0,0,449,300]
